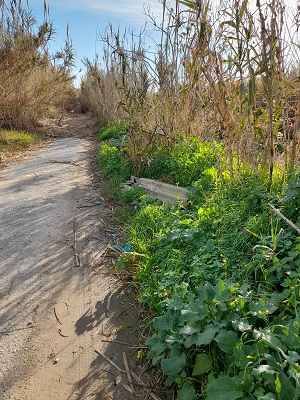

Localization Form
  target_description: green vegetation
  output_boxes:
[86,0,300,397]
[98,122,300,399]
[0,130,39,153]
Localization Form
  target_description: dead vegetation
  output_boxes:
[80,0,300,181]
[0,0,77,131]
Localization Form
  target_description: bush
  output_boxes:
[98,129,300,399]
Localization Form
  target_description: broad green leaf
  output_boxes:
[214,329,239,353]
[233,348,249,369]
[153,314,173,332]
[192,353,212,376]
[146,335,166,356]
[207,376,243,400]
[161,351,186,375]
[165,333,183,346]
[177,382,196,400]
[179,325,198,335]
[277,372,296,399]
[181,309,204,322]
[197,286,208,304]
[281,320,300,349]
[253,329,287,352]
[281,189,297,202]
[184,333,198,348]
[250,300,278,319]
[252,364,276,376]
[232,319,252,332]
[195,324,218,346]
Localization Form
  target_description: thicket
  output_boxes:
[82,0,300,181]
[0,0,76,130]
[98,121,300,400]
[86,0,300,398]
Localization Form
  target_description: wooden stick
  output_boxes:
[94,349,125,373]
[101,339,147,349]
[268,203,300,235]
[73,219,80,267]
[94,349,161,400]
[54,307,62,325]
[122,352,134,393]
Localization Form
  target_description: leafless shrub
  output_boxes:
[81,0,300,177]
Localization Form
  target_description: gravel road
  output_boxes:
[0,138,140,399]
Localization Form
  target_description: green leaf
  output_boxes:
[250,300,278,319]
[207,376,243,400]
[214,329,239,353]
[232,319,252,332]
[253,329,287,352]
[146,335,166,357]
[195,324,218,346]
[153,314,173,332]
[177,382,196,400]
[178,0,197,9]
[181,308,204,322]
[161,351,186,375]
[179,325,198,335]
[233,348,250,369]
[277,372,296,399]
[184,333,198,348]
[197,286,208,304]
[192,353,212,376]
[281,189,297,202]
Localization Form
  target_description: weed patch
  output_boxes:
[0,130,39,153]
[98,126,300,399]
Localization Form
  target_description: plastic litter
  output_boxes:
[123,244,131,252]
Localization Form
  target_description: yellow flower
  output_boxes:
[137,350,143,360]
[258,310,263,315]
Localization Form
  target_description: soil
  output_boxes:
[0,113,166,400]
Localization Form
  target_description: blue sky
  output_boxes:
[28,0,167,86]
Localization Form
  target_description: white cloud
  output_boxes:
[50,0,165,23]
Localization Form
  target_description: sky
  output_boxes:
[28,0,167,86]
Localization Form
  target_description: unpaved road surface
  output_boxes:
[0,136,148,399]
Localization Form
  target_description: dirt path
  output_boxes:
[0,117,158,399]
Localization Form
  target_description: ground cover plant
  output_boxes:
[0,130,39,153]
[97,122,300,399]
[88,0,300,397]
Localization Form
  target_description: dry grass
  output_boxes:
[80,0,300,178]
[0,0,77,130]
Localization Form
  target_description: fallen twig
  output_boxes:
[54,307,62,325]
[101,339,147,349]
[130,371,162,400]
[0,325,35,335]
[73,219,80,267]
[123,352,134,393]
[94,349,126,373]
[268,203,300,235]
[58,328,69,338]
[122,384,134,394]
